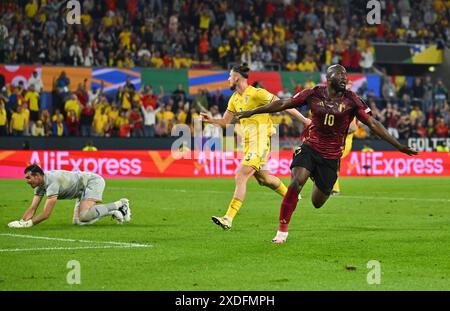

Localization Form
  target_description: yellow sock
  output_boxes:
[333,179,340,192]
[274,182,288,197]
[225,198,243,220]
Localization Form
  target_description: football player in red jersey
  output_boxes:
[236,64,418,243]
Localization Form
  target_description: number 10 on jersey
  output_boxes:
[324,113,335,126]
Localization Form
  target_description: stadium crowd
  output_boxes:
[0,0,449,71]
[0,69,449,143]
[0,0,449,144]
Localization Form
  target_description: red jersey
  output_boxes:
[292,86,372,159]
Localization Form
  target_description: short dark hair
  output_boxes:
[24,164,44,176]
[232,63,250,79]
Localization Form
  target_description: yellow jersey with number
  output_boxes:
[227,86,275,142]
[226,86,275,170]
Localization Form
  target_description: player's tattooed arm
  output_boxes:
[364,116,418,156]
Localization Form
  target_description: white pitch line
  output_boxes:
[109,187,450,203]
[0,233,151,248]
[0,245,148,253]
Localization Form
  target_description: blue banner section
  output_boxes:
[91,68,142,93]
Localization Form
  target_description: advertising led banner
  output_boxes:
[373,43,443,64]
[0,151,449,179]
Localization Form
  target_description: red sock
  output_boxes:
[278,186,300,232]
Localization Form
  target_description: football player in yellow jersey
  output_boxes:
[201,63,311,230]
[331,117,358,195]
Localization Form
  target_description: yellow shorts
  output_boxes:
[241,138,270,171]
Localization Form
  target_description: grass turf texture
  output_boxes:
[0,177,449,290]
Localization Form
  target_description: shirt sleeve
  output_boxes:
[350,93,372,123]
[226,94,236,112]
[34,186,46,197]
[256,88,275,106]
[291,88,315,107]
[45,182,59,197]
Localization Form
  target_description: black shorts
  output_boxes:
[290,144,339,196]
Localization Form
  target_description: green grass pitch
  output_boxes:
[0,177,449,290]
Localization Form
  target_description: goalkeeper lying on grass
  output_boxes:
[7,164,131,228]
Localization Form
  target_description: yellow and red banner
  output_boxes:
[0,151,449,178]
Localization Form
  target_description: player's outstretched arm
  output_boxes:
[8,195,46,228]
[364,116,418,156]
[31,196,58,226]
[21,195,43,221]
[201,110,234,128]
[235,98,296,119]
[286,108,312,126]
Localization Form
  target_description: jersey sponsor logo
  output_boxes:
[339,103,346,112]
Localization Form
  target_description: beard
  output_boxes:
[229,82,237,91]
[331,80,346,92]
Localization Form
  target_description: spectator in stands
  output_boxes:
[82,140,98,151]
[412,77,425,106]
[64,94,81,118]
[75,80,89,107]
[28,70,43,93]
[398,80,413,107]
[434,79,448,106]
[20,102,30,136]
[39,109,52,136]
[24,84,39,127]
[361,142,374,152]
[384,103,401,139]
[0,100,7,136]
[382,78,397,103]
[397,114,412,139]
[360,45,375,73]
[117,111,131,138]
[357,82,370,101]
[9,106,26,136]
[172,84,186,105]
[423,76,434,111]
[93,106,108,137]
[203,105,222,151]
[435,117,449,138]
[66,110,80,136]
[52,114,67,137]
[209,89,226,112]
[55,71,70,97]
[52,108,64,123]
[436,141,449,152]
[31,120,45,136]
[130,106,143,137]
[80,102,94,137]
